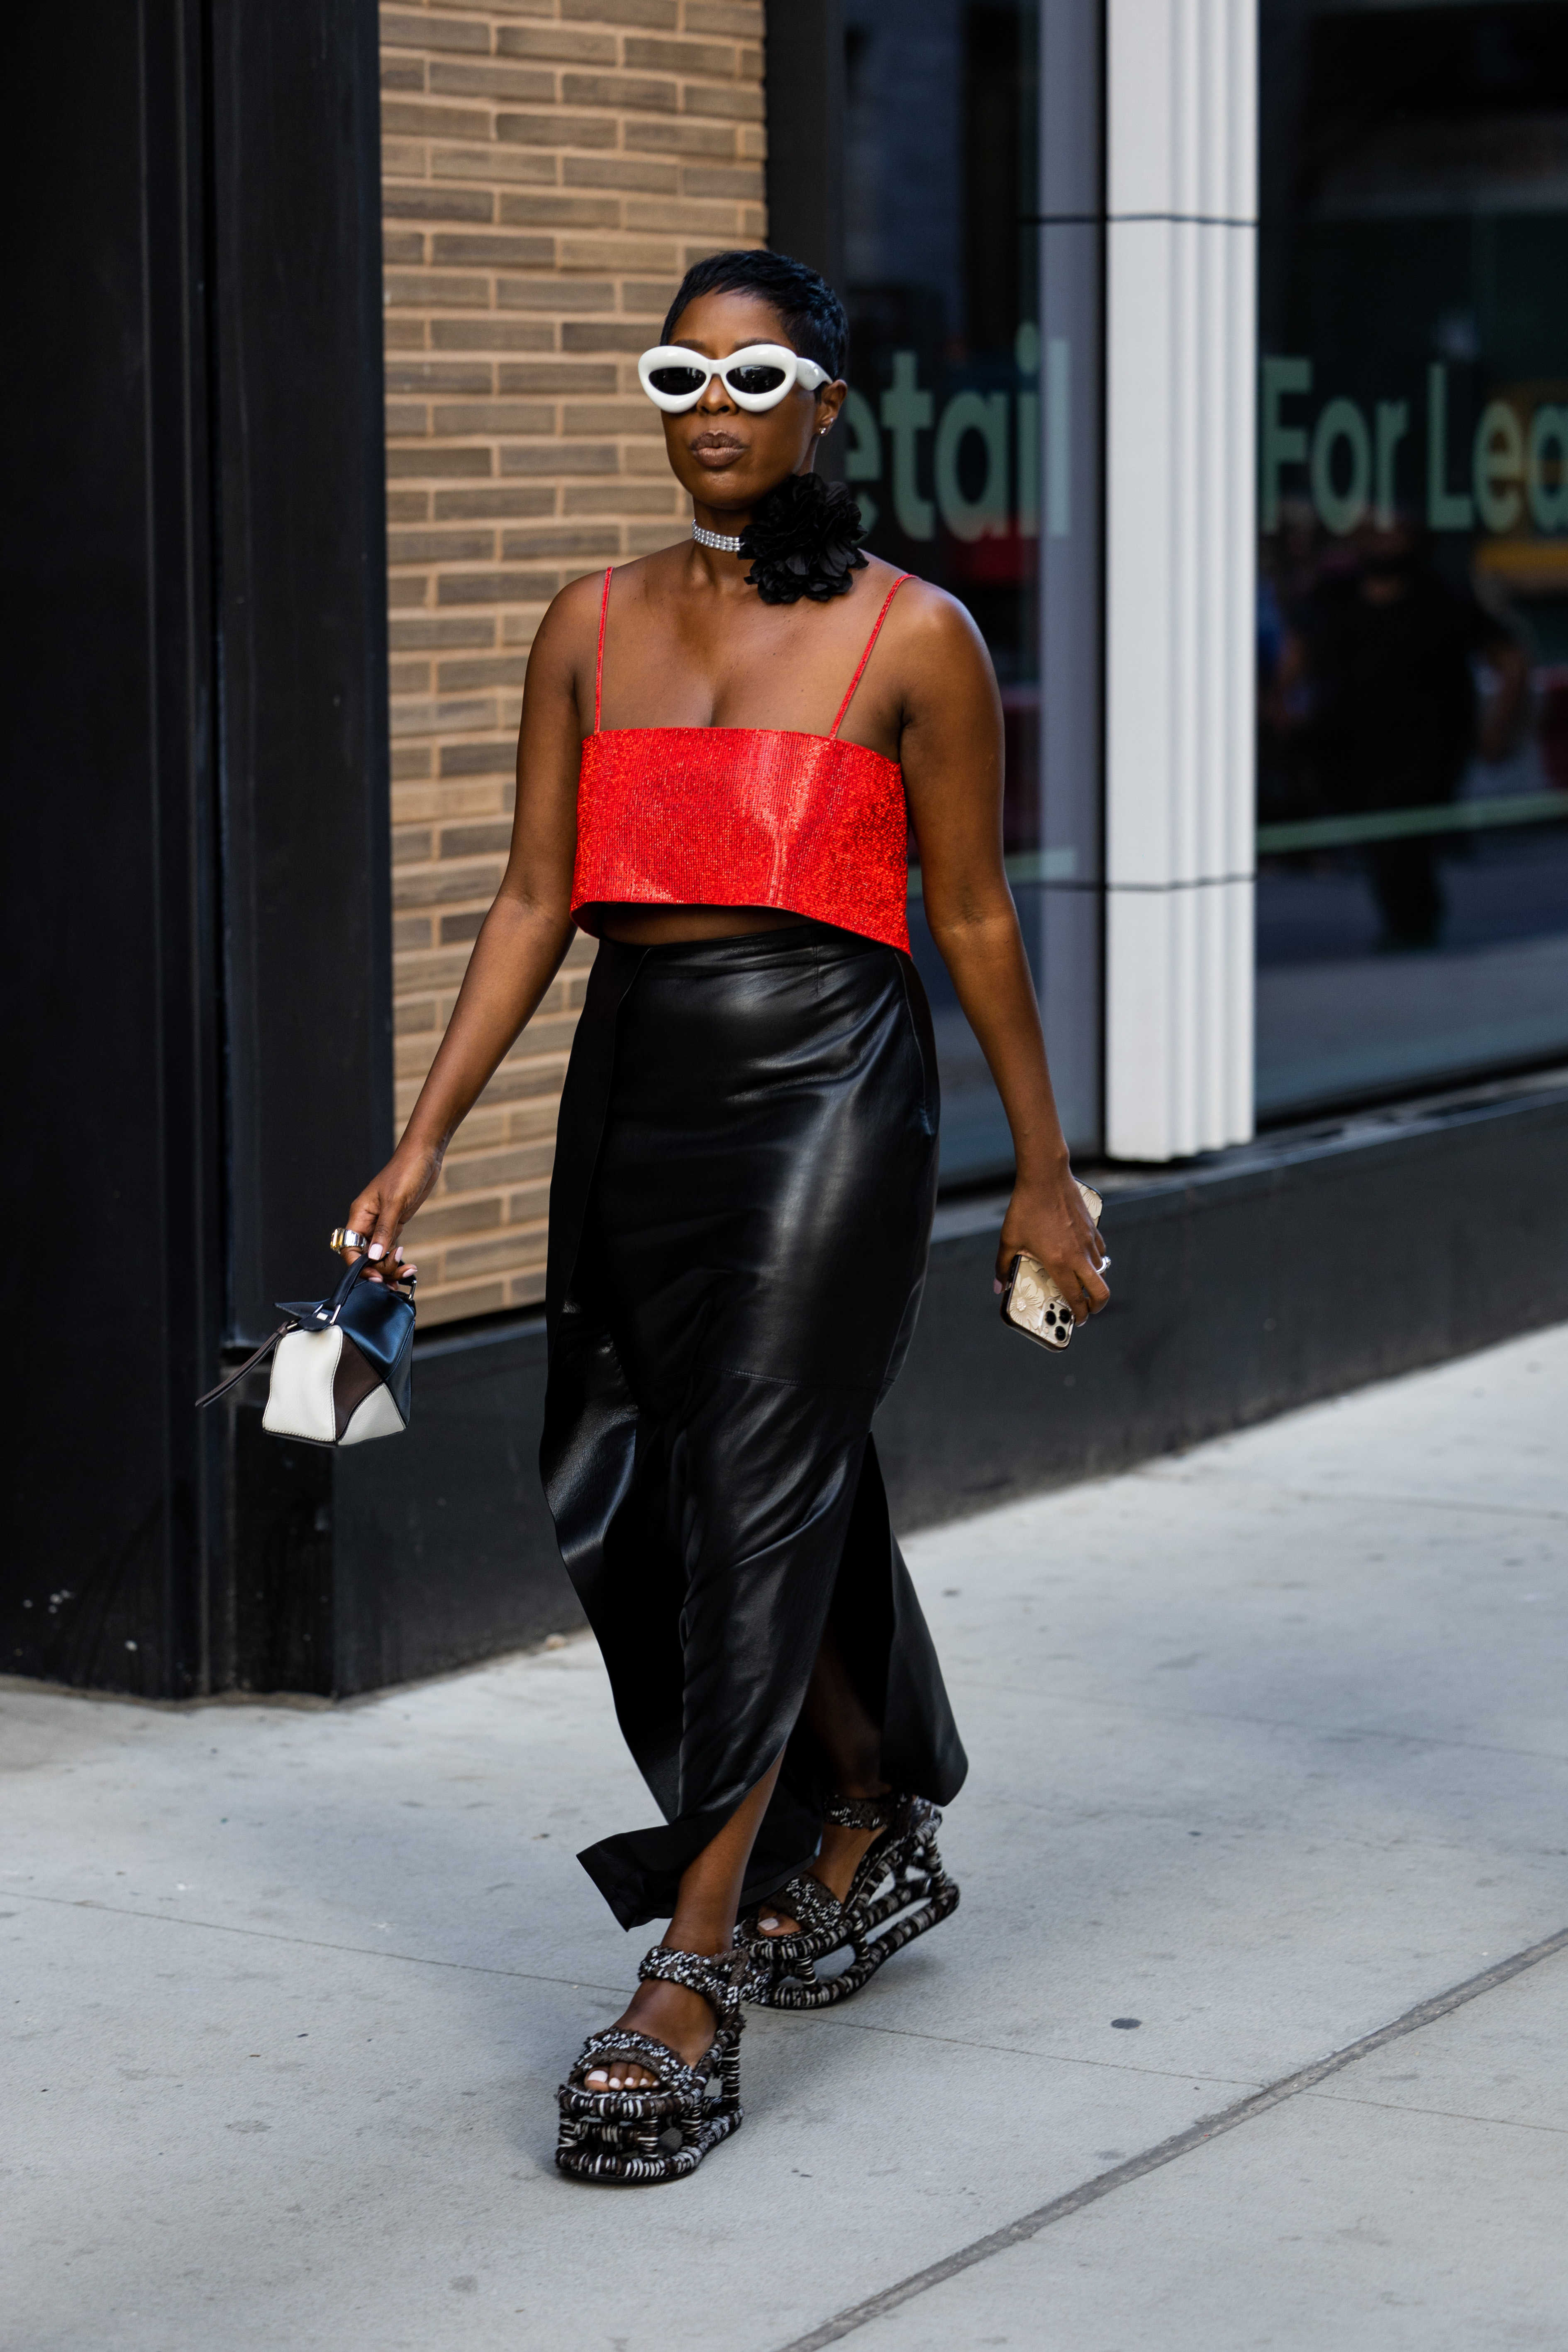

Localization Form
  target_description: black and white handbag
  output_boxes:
[196,1256,414,1445]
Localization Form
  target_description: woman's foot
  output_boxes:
[582,1955,727,2090]
[756,1796,891,1937]
[558,1945,746,2183]
[736,1796,958,2013]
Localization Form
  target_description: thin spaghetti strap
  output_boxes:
[829,573,912,739]
[593,563,613,732]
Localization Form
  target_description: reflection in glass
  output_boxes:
[841,0,1045,1180]
[1258,0,1568,1117]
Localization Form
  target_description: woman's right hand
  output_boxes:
[995,1166,1110,1326]
[339,1141,445,1277]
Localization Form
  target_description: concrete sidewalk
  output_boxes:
[5,1326,1566,2352]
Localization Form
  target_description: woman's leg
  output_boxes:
[585,1757,783,2090]
[756,1611,892,1935]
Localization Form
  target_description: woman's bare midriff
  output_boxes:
[593,903,809,946]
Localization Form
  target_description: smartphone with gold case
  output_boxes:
[997,1183,1105,1351]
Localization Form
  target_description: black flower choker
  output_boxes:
[738,473,870,605]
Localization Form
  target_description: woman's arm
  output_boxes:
[896,590,1109,1321]
[342,575,599,1267]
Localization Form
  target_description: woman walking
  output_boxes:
[340,249,1107,2182]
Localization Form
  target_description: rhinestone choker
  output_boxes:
[692,520,744,554]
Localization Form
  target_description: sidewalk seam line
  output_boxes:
[768,1923,1568,2352]
[820,2011,1265,2087]
[6,1890,627,1999]
[936,1679,1568,1767]
[6,1888,1268,2091]
[1127,1473,1568,1523]
[1299,2088,1568,2134]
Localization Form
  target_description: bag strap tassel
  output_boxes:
[194,1321,298,1411]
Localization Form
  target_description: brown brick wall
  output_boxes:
[380,0,766,1325]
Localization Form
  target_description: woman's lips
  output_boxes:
[689,434,746,468]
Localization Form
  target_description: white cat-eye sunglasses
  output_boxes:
[637,343,832,413]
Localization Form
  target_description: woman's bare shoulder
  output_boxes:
[528,563,637,703]
[866,566,993,694]
[537,548,680,646]
[535,564,612,655]
[880,567,983,638]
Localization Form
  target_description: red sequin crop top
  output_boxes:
[571,565,912,955]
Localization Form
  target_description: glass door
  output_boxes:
[1257,0,1568,1116]
[840,0,1104,1174]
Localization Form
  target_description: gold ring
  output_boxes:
[329,1228,365,1252]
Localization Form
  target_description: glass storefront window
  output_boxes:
[840,0,1058,1181]
[1258,0,1568,1119]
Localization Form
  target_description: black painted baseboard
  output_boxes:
[877,1066,1568,1525]
[15,1069,1565,1701]
[332,1315,563,1694]
[314,1065,1568,1696]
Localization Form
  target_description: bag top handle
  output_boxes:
[325,1253,371,1321]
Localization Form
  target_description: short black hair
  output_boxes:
[661,249,849,382]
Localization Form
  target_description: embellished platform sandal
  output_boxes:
[555,1945,745,2184]
[735,1794,959,2011]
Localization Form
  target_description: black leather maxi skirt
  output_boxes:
[540,920,968,1930]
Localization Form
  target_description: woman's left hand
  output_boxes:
[366,1255,417,1291]
[995,1169,1110,1325]
[338,1236,418,1291]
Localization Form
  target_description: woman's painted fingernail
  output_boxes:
[992,1278,1003,1295]
[394,1247,404,1262]
[368,1243,384,1260]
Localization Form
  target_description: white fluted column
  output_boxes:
[1103,0,1257,1160]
